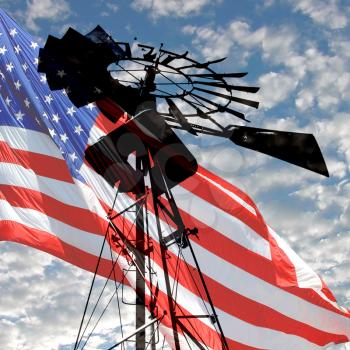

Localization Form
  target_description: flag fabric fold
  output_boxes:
[0,9,349,349]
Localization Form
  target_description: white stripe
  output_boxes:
[196,170,257,216]
[215,308,324,350]
[0,125,62,158]
[0,162,106,218]
[0,199,111,260]
[172,185,272,260]
[87,124,106,146]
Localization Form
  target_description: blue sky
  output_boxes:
[0,0,349,349]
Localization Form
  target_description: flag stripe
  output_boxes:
[0,140,73,182]
[180,174,268,239]
[0,162,105,215]
[0,125,61,158]
[0,221,125,281]
[0,184,106,235]
[172,185,271,259]
[0,199,112,259]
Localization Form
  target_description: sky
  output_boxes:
[0,0,349,349]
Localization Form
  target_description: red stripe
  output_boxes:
[0,220,126,282]
[93,109,126,135]
[0,184,107,235]
[0,140,73,183]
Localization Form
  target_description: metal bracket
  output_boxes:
[162,227,199,248]
[106,316,163,350]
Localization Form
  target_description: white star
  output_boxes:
[9,28,18,37]
[49,128,56,138]
[69,152,78,162]
[22,63,28,72]
[0,71,5,80]
[5,96,11,106]
[33,57,39,65]
[14,80,21,90]
[57,69,66,78]
[0,45,7,55]
[24,98,31,108]
[14,45,21,54]
[44,94,53,104]
[52,113,60,123]
[40,74,47,83]
[35,117,41,125]
[42,112,48,119]
[86,103,96,111]
[6,62,14,72]
[74,124,83,135]
[67,106,76,117]
[30,41,38,49]
[15,110,24,121]
[60,133,69,143]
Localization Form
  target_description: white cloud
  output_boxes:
[0,243,135,350]
[130,0,221,19]
[313,113,350,169]
[100,2,119,17]
[182,20,299,66]
[258,72,297,109]
[290,0,348,29]
[24,0,71,32]
[295,89,315,111]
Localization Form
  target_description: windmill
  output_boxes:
[37,25,329,350]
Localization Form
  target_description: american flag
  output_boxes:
[0,8,349,349]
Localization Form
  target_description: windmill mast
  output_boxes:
[135,157,146,349]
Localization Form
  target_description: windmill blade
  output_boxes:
[189,72,248,78]
[193,87,259,109]
[193,80,260,93]
[178,57,226,70]
[190,92,247,120]
[229,126,329,176]
[166,98,198,135]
